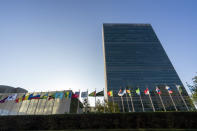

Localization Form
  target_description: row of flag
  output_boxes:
[107,85,183,97]
[0,91,73,103]
[0,85,183,103]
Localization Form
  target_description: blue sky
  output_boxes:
[0,0,196,94]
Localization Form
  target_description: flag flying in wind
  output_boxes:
[7,94,17,101]
[0,96,8,103]
[40,93,48,99]
[166,86,173,94]
[118,89,126,96]
[96,91,104,96]
[136,88,140,95]
[55,92,64,99]
[29,93,41,100]
[107,90,113,97]
[156,87,161,95]
[65,91,72,98]
[81,91,88,98]
[176,85,183,93]
[23,94,30,100]
[72,92,80,98]
[15,95,25,103]
[144,88,150,95]
[48,93,55,100]
[89,91,96,97]
[126,89,131,96]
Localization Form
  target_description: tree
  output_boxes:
[187,75,197,100]
[95,99,120,113]
[82,98,90,113]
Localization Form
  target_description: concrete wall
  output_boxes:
[0,90,72,115]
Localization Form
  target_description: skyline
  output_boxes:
[0,0,197,94]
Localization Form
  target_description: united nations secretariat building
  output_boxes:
[102,24,194,112]
[0,23,195,115]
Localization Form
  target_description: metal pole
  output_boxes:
[121,96,125,113]
[130,95,135,112]
[34,92,42,115]
[139,93,144,112]
[51,91,57,114]
[103,88,105,113]
[169,92,178,111]
[26,92,34,115]
[43,91,49,114]
[165,84,178,111]
[95,88,96,108]
[77,90,80,114]
[17,93,26,115]
[112,95,115,113]
[175,84,189,111]
[125,90,131,112]
[148,92,155,112]
[159,94,166,112]
[86,89,88,113]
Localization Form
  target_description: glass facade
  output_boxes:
[102,24,193,112]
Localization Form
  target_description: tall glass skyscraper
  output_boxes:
[102,23,193,112]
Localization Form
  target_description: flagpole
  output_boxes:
[51,91,57,115]
[129,92,135,112]
[17,93,26,115]
[34,92,42,115]
[77,89,80,114]
[137,87,144,112]
[112,90,115,113]
[155,84,166,112]
[86,89,88,113]
[43,91,49,114]
[103,88,106,113]
[175,84,189,111]
[166,85,178,111]
[95,88,96,108]
[8,94,17,115]
[125,89,131,112]
[1,94,9,115]
[148,91,155,112]
[121,95,125,113]
[159,93,166,111]
[26,92,34,115]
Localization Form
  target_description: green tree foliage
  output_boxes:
[82,98,90,113]
[95,99,119,113]
[188,75,197,101]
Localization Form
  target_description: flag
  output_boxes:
[81,91,88,98]
[65,91,72,99]
[29,94,41,100]
[144,88,149,95]
[136,88,140,95]
[176,85,183,93]
[156,87,161,95]
[7,94,17,101]
[126,89,131,96]
[40,93,48,99]
[55,92,64,99]
[72,92,80,98]
[166,86,173,94]
[118,89,126,96]
[89,91,96,97]
[0,96,8,103]
[15,95,25,103]
[96,91,104,96]
[23,94,30,100]
[107,90,113,97]
[48,93,55,100]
